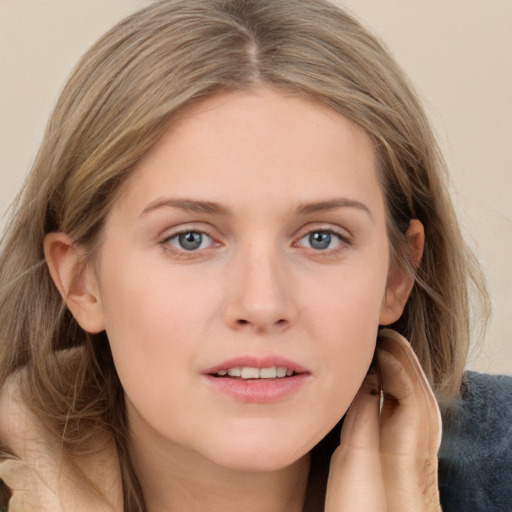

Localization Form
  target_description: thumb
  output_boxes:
[325,369,386,512]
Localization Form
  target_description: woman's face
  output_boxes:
[87,88,406,472]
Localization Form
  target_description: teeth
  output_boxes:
[276,367,287,378]
[259,367,277,379]
[241,367,260,379]
[218,366,295,379]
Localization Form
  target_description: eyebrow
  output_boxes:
[140,196,371,218]
[140,198,230,217]
[297,198,372,217]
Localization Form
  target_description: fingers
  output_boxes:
[325,369,387,512]
[326,330,442,512]
[0,457,30,493]
[377,329,441,456]
[0,454,123,512]
[376,328,442,512]
[0,458,50,512]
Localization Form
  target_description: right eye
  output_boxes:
[164,231,214,252]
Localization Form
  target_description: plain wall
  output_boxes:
[0,0,510,374]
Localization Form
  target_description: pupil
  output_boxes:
[310,232,331,250]
[179,232,202,250]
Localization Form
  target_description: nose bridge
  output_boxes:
[224,237,296,332]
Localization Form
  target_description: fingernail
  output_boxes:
[363,370,380,396]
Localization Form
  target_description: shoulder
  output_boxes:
[0,359,123,510]
[438,371,512,512]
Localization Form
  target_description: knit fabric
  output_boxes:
[438,371,512,512]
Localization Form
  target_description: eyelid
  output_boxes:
[166,231,213,250]
[292,224,353,255]
[159,222,218,241]
[293,223,352,243]
[159,223,222,256]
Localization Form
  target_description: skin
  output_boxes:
[33,88,438,511]
[0,371,123,511]
[325,329,442,512]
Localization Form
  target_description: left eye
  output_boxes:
[166,231,213,251]
[297,230,343,250]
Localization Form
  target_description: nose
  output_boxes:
[223,243,298,334]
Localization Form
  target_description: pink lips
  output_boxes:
[202,356,311,403]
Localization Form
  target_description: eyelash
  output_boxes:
[160,228,219,258]
[159,226,352,258]
[294,227,351,254]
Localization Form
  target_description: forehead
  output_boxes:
[114,88,384,219]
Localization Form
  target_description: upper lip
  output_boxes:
[203,356,310,375]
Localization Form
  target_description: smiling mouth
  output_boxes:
[211,366,297,379]
[204,363,309,402]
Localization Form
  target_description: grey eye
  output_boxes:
[296,230,343,251]
[174,231,208,251]
[308,231,333,250]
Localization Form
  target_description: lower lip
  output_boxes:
[204,374,310,403]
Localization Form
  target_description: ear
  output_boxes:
[379,219,424,325]
[44,232,105,333]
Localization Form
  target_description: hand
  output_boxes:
[0,368,123,511]
[0,449,122,512]
[0,454,75,511]
[325,329,442,512]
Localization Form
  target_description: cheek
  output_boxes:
[301,263,388,414]
[98,250,216,341]
[95,251,221,406]
[305,259,388,340]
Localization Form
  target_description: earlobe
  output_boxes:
[379,219,425,325]
[44,232,105,333]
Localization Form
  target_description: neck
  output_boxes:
[129,433,311,512]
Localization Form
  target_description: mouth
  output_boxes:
[211,366,296,379]
[203,357,310,402]
[204,356,309,379]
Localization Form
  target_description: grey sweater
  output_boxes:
[438,371,512,511]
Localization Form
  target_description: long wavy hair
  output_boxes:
[0,0,489,508]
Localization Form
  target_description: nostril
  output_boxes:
[232,318,289,330]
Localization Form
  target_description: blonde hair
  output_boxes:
[0,0,489,508]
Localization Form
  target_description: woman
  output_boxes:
[0,1,509,510]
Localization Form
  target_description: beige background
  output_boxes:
[0,0,510,374]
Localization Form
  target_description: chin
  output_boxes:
[197,430,315,473]
[212,449,309,474]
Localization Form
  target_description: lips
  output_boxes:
[203,356,311,403]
